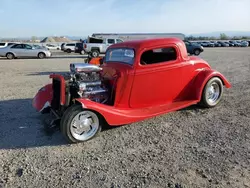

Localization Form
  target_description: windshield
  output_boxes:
[105,48,135,65]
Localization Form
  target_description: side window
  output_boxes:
[116,39,123,43]
[107,39,115,44]
[0,43,5,46]
[11,44,23,49]
[24,44,32,49]
[140,47,177,65]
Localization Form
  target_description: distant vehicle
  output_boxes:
[217,41,229,47]
[224,41,234,47]
[61,43,66,51]
[83,37,124,57]
[63,43,76,53]
[240,41,249,47]
[45,44,60,50]
[229,40,241,47]
[75,42,85,54]
[0,43,52,59]
[33,44,47,49]
[0,42,18,48]
[200,42,214,47]
[184,41,204,55]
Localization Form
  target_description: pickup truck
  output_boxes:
[32,37,231,143]
[184,40,204,56]
[83,37,124,57]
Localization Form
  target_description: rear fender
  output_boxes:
[193,68,231,101]
[32,84,53,113]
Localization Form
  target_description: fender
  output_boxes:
[32,84,53,112]
[192,68,231,101]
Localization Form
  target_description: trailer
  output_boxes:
[91,33,185,41]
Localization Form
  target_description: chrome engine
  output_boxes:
[69,63,109,103]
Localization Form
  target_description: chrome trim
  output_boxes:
[39,101,51,112]
[70,63,102,73]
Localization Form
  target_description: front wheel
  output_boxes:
[60,105,102,143]
[200,77,224,108]
[38,52,45,59]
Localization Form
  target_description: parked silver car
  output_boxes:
[0,43,52,59]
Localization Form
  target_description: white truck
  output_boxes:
[83,37,124,57]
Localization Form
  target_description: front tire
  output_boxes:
[200,77,224,108]
[60,105,102,143]
[38,52,46,59]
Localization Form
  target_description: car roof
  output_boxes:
[108,38,188,58]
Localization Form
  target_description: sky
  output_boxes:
[0,0,250,38]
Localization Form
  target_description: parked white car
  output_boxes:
[0,42,19,48]
[0,43,52,59]
[45,44,61,50]
[63,43,76,53]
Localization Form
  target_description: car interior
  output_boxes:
[140,47,177,65]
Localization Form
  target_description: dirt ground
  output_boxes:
[0,48,249,188]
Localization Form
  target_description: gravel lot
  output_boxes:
[0,48,249,188]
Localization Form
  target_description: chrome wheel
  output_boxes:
[70,110,99,141]
[200,77,223,108]
[206,82,220,104]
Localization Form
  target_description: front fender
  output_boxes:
[193,68,231,101]
[32,84,53,112]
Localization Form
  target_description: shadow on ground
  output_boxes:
[0,98,121,150]
[0,98,69,150]
[26,71,68,76]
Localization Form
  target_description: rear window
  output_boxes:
[105,48,135,65]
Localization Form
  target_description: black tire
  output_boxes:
[6,52,15,59]
[60,104,102,143]
[38,52,46,59]
[200,77,224,108]
[193,49,201,56]
[91,50,100,57]
[66,49,71,53]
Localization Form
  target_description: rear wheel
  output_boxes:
[66,49,71,53]
[6,53,14,59]
[200,77,224,108]
[60,105,102,143]
[194,49,201,56]
[91,50,100,57]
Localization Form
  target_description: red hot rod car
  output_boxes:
[32,38,231,143]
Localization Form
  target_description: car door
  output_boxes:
[10,44,25,57]
[22,44,36,57]
[129,45,184,108]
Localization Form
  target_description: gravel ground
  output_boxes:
[0,48,249,188]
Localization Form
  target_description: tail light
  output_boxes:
[84,44,87,48]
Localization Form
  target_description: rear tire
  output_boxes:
[194,49,201,56]
[200,77,224,108]
[66,49,71,53]
[6,53,14,59]
[60,104,102,143]
[91,50,100,57]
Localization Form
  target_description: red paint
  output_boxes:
[34,38,231,126]
[32,84,53,111]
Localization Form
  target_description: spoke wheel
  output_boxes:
[60,105,102,143]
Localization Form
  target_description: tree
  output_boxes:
[31,36,37,42]
[220,33,228,40]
